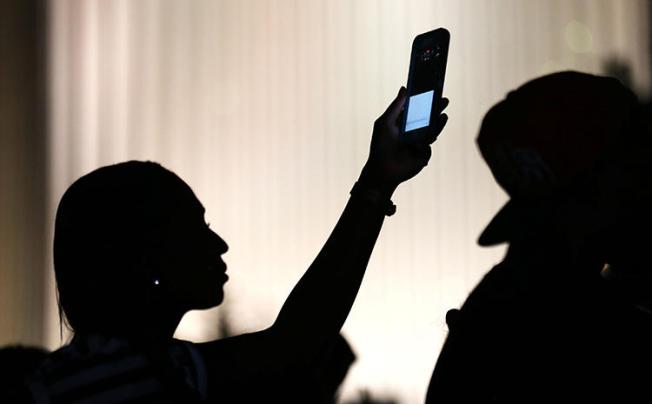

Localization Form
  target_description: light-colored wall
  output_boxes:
[0,0,46,347]
[43,1,651,402]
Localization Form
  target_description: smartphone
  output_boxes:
[401,28,450,139]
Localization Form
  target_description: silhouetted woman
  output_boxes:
[28,88,448,403]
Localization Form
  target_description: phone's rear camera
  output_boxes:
[421,48,434,62]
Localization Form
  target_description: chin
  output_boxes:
[192,290,224,310]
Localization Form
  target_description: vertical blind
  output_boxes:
[46,1,650,401]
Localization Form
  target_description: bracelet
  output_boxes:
[349,181,397,216]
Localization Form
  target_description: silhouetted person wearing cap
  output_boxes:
[426,71,652,402]
[27,88,449,403]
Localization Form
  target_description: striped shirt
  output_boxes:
[28,335,207,404]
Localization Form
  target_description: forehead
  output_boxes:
[170,181,205,217]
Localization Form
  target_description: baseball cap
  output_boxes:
[477,71,643,246]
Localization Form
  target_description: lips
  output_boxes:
[215,261,228,280]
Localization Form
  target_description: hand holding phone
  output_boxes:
[359,29,450,192]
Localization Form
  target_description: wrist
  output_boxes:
[351,169,398,217]
[357,164,399,199]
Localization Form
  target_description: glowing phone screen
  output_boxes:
[405,90,434,132]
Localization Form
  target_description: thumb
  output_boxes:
[382,86,407,122]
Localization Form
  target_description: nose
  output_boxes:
[210,229,229,255]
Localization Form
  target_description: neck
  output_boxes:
[84,306,186,343]
[505,230,604,283]
[138,306,186,341]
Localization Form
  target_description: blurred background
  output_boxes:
[2,0,651,402]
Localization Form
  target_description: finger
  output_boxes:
[424,113,448,144]
[383,86,408,122]
[411,144,432,166]
[438,112,449,130]
[438,97,449,113]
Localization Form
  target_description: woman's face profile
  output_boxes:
[151,186,229,311]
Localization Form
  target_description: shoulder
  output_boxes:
[28,335,206,403]
[195,331,354,403]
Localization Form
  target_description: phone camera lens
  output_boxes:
[421,48,434,62]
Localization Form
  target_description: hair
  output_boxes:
[53,161,190,335]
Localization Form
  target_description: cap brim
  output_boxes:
[478,200,518,246]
